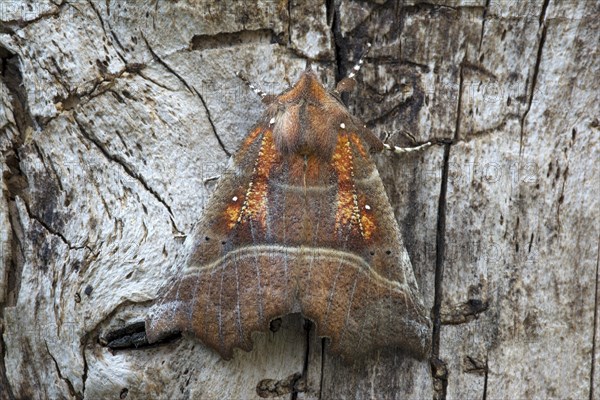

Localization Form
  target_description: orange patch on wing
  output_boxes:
[349,133,368,159]
[238,130,279,229]
[332,134,362,235]
[224,194,245,229]
[235,126,264,160]
[361,214,375,239]
[358,194,375,240]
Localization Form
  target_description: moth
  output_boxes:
[145,45,432,361]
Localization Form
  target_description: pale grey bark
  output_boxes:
[0,0,598,399]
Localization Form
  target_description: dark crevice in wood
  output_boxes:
[0,46,35,136]
[590,239,600,400]
[0,321,16,399]
[287,0,292,45]
[325,0,334,26]
[103,322,153,350]
[137,71,176,91]
[192,85,231,157]
[369,56,430,71]
[454,64,464,140]
[461,60,497,80]
[1,43,32,400]
[3,178,27,311]
[2,143,29,305]
[431,61,459,398]
[45,340,81,399]
[105,329,179,351]
[86,300,150,337]
[22,199,91,252]
[81,336,88,398]
[555,162,570,230]
[478,0,491,52]
[97,308,180,352]
[328,0,344,84]
[431,141,450,400]
[483,357,489,400]
[463,355,488,375]
[102,321,146,345]
[191,29,281,52]
[519,6,548,155]
[318,338,325,400]
[87,0,127,66]
[73,116,181,234]
[294,318,312,400]
[87,0,107,37]
[33,141,64,192]
[539,0,551,26]
[142,33,231,158]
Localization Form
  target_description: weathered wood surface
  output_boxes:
[0,0,598,399]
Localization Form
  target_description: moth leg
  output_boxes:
[235,71,276,104]
[335,42,372,94]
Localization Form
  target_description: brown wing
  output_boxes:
[285,131,431,359]
[145,126,431,361]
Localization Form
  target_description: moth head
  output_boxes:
[266,70,383,160]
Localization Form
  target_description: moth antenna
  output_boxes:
[335,42,372,94]
[383,136,454,153]
[347,42,371,80]
[235,71,274,104]
[383,141,433,154]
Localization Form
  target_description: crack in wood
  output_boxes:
[22,200,92,253]
[294,318,312,400]
[463,355,488,375]
[45,340,81,399]
[142,33,231,157]
[430,63,459,395]
[192,86,231,157]
[328,0,344,84]
[478,0,491,52]
[590,239,600,400]
[0,46,35,136]
[483,356,489,400]
[431,141,451,400]
[73,116,181,234]
[519,4,548,155]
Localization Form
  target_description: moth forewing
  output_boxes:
[146,68,431,362]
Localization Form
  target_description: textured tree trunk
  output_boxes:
[0,0,598,399]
